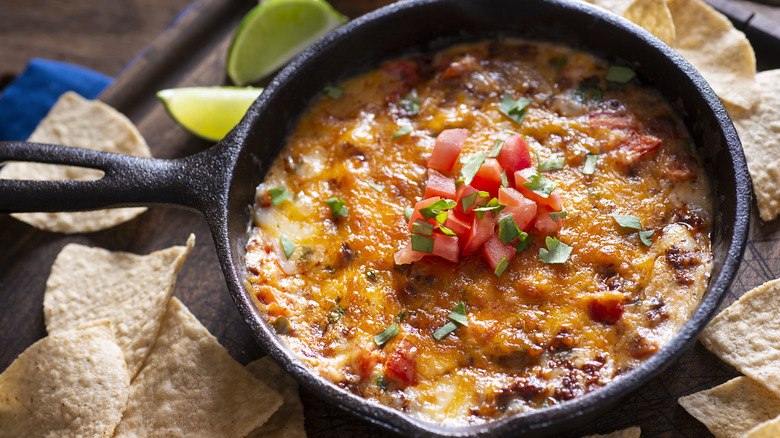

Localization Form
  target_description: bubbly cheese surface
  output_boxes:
[246,40,713,424]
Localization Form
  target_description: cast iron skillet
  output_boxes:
[0,0,750,436]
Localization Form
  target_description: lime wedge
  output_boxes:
[156,87,263,142]
[227,0,348,86]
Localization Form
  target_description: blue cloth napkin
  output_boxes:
[0,58,113,141]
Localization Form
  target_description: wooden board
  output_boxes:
[1,0,780,436]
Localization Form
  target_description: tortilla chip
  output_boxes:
[730,69,780,222]
[43,235,194,380]
[0,91,151,233]
[699,278,780,397]
[747,416,780,438]
[666,0,760,111]
[113,297,283,437]
[623,0,675,45]
[0,320,129,437]
[583,0,633,16]
[581,426,641,437]
[245,357,307,438]
[678,376,780,437]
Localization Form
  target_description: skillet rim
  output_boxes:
[212,0,751,436]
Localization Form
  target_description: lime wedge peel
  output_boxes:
[227,0,348,86]
[156,87,263,142]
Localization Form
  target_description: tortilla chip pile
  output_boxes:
[585,0,780,222]
[677,278,780,437]
[0,91,151,233]
[0,236,306,437]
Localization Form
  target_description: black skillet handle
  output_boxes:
[0,141,221,214]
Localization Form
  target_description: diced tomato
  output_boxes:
[497,188,537,231]
[407,196,441,232]
[351,346,375,380]
[462,211,496,256]
[618,133,662,165]
[482,235,516,271]
[394,240,426,265]
[424,169,457,200]
[588,294,624,325]
[513,169,564,211]
[534,206,563,234]
[428,129,467,172]
[497,134,533,173]
[432,233,460,263]
[588,111,638,131]
[443,210,471,238]
[455,183,479,214]
[385,339,417,385]
[382,60,421,84]
[470,158,504,197]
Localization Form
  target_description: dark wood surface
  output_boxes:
[1,1,780,437]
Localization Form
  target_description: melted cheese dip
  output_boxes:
[246,40,713,424]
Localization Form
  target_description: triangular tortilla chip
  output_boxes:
[113,297,283,437]
[0,91,151,233]
[245,357,306,438]
[730,69,780,222]
[699,278,780,397]
[0,320,129,438]
[43,235,195,379]
[679,376,780,437]
[623,0,675,45]
[747,415,780,438]
[667,0,760,111]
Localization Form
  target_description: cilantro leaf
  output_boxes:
[419,199,457,220]
[269,186,289,206]
[280,235,296,259]
[549,210,567,222]
[494,257,510,277]
[488,139,505,158]
[411,234,434,253]
[499,93,532,125]
[605,65,636,83]
[639,230,654,246]
[515,233,533,252]
[433,321,458,340]
[612,214,642,230]
[323,86,343,99]
[368,182,385,192]
[461,152,486,186]
[392,125,412,141]
[324,198,349,217]
[412,220,434,236]
[539,156,565,172]
[400,95,420,115]
[539,236,572,264]
[448,302,468,326]
[404,207,413,222]
[498,215,521,245]
[374,322,399,346]
[582,153,598,175]
[522,173,557,198]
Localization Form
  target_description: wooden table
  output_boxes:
[1,1,779,437]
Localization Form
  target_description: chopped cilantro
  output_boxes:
[412,220,434,236]
[392,125,412,140]
[539,236,572,264]
[438,225,457,236]
[494,257,510,277]
[539,156,565,172]
[498,216,521,245]
[460,192,478,213]
[612,214,642,230]
[501,170,509,188]
[419,199,457,219]
[269,186,289,206]
[499,92,532,125]
[411,234,434,254]
[574,78,602,102]
[448,302,469,326]
[461,152,486,186]
[639,230,655,246]
[550,210,567,222]
[324,197,349,217]
[583,153,598,175]
[400,95,420,115]
[376,375,388,390]
[404,207,413,222]
[515,233,533,252]
[605,65,636,83]
[523,173,557,198]
[488,139,505,158]
[433,321,458,341]
[373,322,399,346]
[368,181,385,192]
[323,85,343,99]
[280,235,296,259]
